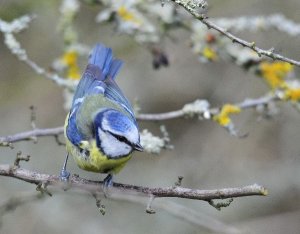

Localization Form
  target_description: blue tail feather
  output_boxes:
[71,43,126,108]
[108,59,123,79]
[88,44,123,80]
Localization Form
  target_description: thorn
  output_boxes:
[14,151,30,168]
[268,47,275,53]
[93,193,106,215]
[36,182,52,196]
[146,195,156,214]
[174,176,184,187]
[96,199,106,215]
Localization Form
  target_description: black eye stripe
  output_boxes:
[110,133,131,146]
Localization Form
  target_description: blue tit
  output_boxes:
[60,43,143,187]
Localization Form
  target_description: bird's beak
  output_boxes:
[134,142,143,152]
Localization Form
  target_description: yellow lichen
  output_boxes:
[262,188,269,196]
[284,88,300,101]
[202,46,217,61]
[117,6,140,24]
[61,50,80,80]
[213,104,241,126]
[259,61,293,89]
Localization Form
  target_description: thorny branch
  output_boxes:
[0,94,279,145]
[171,0,300,66]
[0,164,267,202]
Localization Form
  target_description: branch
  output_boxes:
[0,94,279,145]
[0,127,64,145]
[0,164,267,201]
[21,54,76,89]
[171,0,300,66]
[138,94,278,120]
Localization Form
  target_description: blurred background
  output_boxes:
[0,0,300,233]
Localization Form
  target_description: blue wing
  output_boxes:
[103,77,135,118]
[66,104,83,145]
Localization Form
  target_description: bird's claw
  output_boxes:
[59,169,70,182]
[103,174,113,198]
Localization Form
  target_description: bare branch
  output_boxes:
[0,127,64,145]
[0,164,267,201]
[138,94,278,121]
[171,0,300,66]
[20,49,76,89]
[138,109,185,121]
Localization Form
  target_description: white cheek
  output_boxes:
[98,128,132,158]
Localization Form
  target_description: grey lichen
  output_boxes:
[182,99,211,119]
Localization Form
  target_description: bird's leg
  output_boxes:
[103,174,113,197]
[103,174,113,187]
[60,153,70,181]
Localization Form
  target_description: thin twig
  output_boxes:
[146,195,156,214]
[22,56,76,89]
[138,94,278,120]
[0,164,267,201]
[171,0,300,66]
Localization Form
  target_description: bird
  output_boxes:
[60,43,143,187]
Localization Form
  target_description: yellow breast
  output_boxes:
[65,138,132,174]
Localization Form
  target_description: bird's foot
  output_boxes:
[59,168,70,182]
[60,153,70,182]
[103,174,113,198]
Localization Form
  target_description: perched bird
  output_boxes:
[61,43,143,187]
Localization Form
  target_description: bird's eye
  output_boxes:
[115,135,127,142]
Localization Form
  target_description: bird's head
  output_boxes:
[94,109,143,158]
